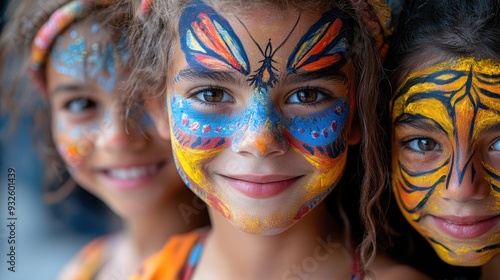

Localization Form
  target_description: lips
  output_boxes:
[222,174,302,198]
[99,160,166,190]
[430,214,500,239]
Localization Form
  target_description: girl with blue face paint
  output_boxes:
[1,1,208,279]
[130,0,431,279]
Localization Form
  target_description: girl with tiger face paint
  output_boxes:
[388,0,500,274]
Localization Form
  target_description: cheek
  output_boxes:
[169,95,241,150]
[53,117,98,168]
[285,98,349,184]
[54,120,89,168]
[168,95,240,191]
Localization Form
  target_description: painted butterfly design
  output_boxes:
[176,1,353,154]
[179,1,352,91]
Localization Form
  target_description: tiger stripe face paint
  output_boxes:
[391,57,500,265]
[168,0,357,234]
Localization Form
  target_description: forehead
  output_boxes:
[392,57,500,107]
[173,2,354,78]
[391,58,500,136]
[54,18,111,47]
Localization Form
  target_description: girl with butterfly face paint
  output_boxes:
[387,0,500,278]
[131,0,429,279]
[1,1,208,279]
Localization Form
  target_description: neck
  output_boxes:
[482,254,500,280]
[126,190,207,259]
[196,202,352,280]
[109,190,208,277]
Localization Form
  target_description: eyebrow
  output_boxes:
[176,67,349,88]
[480,122,500,136]
[50,83,87,95]
[280,69,348,86]
[175,68,244,84]
[394,113,446,134]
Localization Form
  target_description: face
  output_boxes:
[156,1,359,234]
[46,20,185,218]
[391,57,500,265]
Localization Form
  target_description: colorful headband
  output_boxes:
[141,0,153,16]
[349,0,404,60]
[30,0,112,95]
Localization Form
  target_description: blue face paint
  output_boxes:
[171,90,348,157]
[51,25,120,93]
[287,98,348,147]
[117,28,131,63]
[140,112,155,128]
[91,23,100,33]
[86,42,116,92]
[51,38,86,79]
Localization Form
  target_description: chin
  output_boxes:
[432,242,498,267]
[226,210,297,235]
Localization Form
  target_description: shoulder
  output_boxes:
[366,253,431,280]
[131,228,209,280]
[58,235,111,280]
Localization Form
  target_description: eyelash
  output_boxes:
[400,137,441,155]
[490,138,500,151]
[189,86,234,107]
[286,86,333,107]
[63,97,97,113]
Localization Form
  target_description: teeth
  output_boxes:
[108,164,158,180]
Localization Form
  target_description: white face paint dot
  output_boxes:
[70,30,78,39]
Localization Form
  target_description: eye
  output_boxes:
[193,87,234,103]
[490,138,500,151]
[404,138,441,152]
[64,98,96,113]
[286,88,329,104]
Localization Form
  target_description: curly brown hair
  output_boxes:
[0,0,138,203]
[126,0,391,270]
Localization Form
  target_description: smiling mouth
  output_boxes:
[102,161,166,180]
[430,214,500,239]
[221,174,303,198]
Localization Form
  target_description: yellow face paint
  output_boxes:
[167,2,358,235]
[391,57,500,266]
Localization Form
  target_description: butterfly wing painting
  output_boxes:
[178,1,250,75]
[286,9,352,73]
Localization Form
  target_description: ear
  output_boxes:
[144,95,171,140]
[347,109,362,145]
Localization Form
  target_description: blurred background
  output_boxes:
[0,1,117,279]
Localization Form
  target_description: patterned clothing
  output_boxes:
[131,229,363,280]
[62,235,111,280]
[130,230,205,280]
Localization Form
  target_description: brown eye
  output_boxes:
[418,139,437,151]
[287,88,328,104]
[406,138,441,152]
[194,87,233,103]
[297,90,317,103]
[204,89,223,102]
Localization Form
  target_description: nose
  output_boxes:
[440,149,490,202]
[231,103,287,158]
[94,111,148,151]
